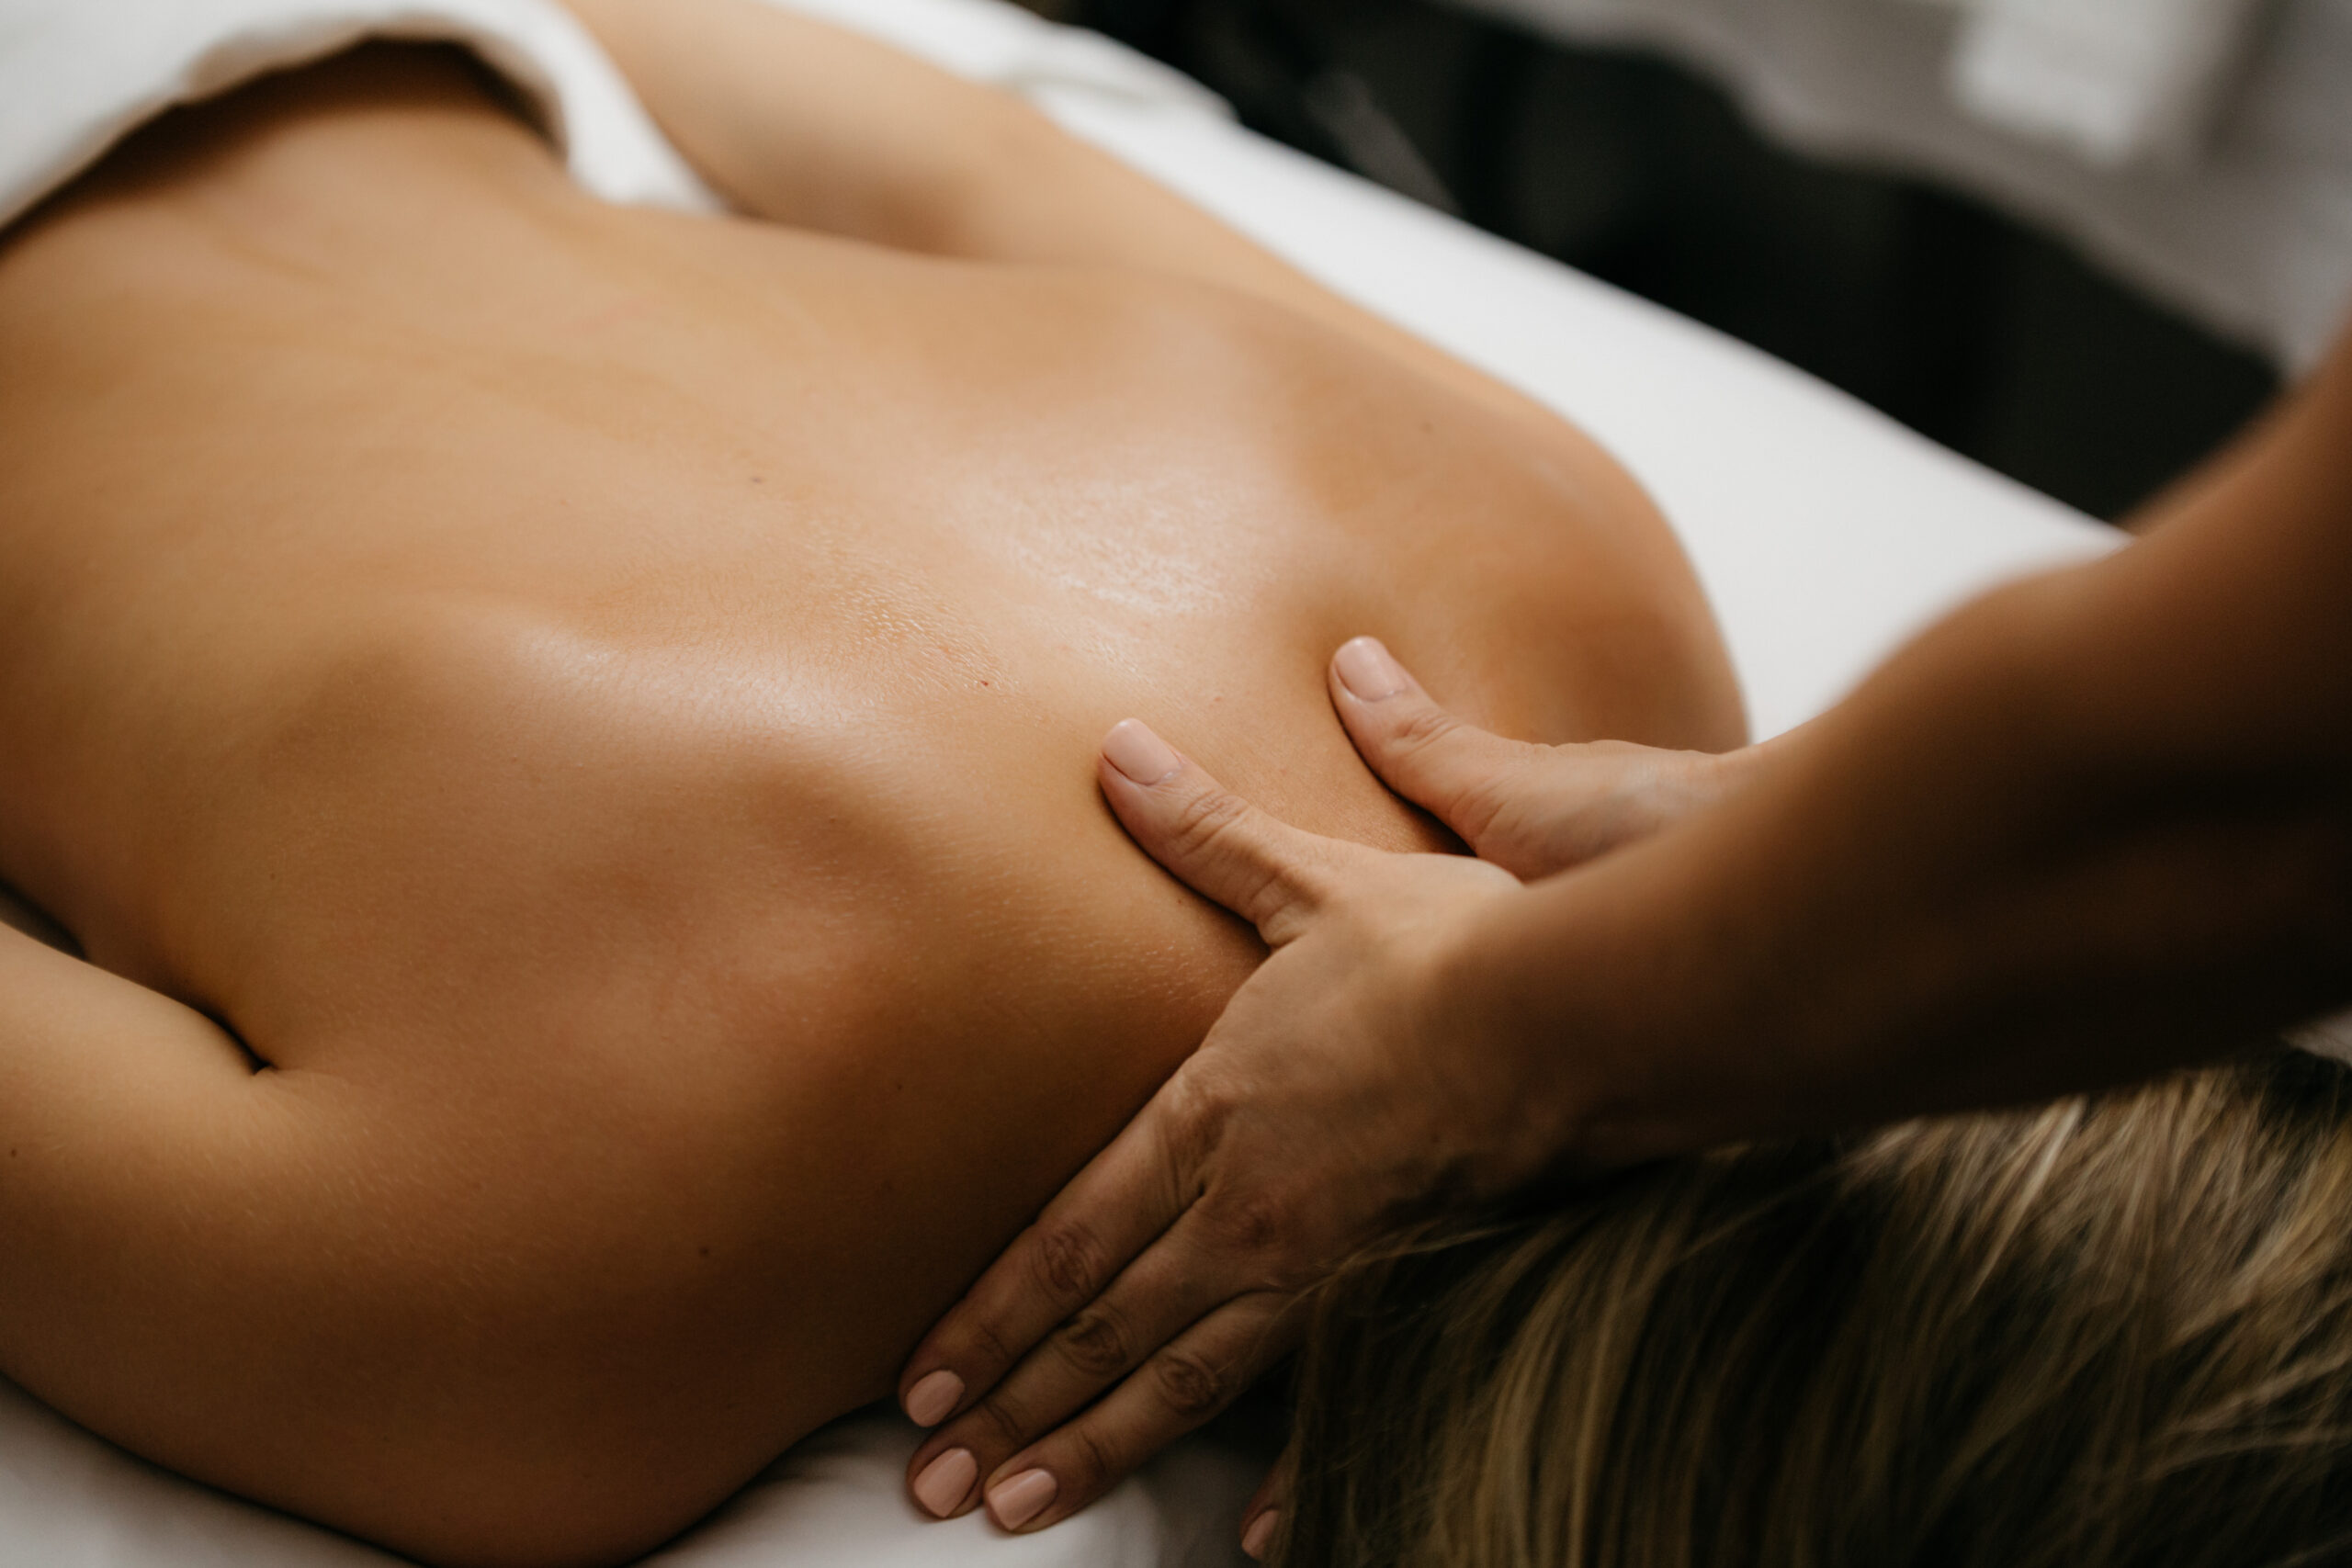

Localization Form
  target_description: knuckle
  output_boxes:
[1065,1420,1123,1494]
[963,1314,1021,1376]
[1165,790,1302,925]
[972,1394,1033,1453]
[1382,707,1521,835]
[1385,701,1464,768]
[1055,1306,1134,1379]
[1029,1222,1109,1305]
[1255,904,1314,949]
[1160,1071,1237,1169]
[1205,1191,1292,1258]
[1151,1350,1227,1421]
[1451,767,1525,848]
[1166,785,1253,860]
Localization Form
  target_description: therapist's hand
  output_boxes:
[1323,635,1763,878]
[895,717,1543,1538]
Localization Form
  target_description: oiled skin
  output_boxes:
[0,49,1737,1568]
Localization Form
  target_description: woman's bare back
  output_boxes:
[0,44,1736,1567]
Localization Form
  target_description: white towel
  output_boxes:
[1949,0,2271,166]
[0,0,1221,238]
[0,0,737,232]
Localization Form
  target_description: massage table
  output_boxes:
[0,0,2152,1560]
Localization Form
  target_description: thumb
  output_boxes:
[1328,638,1542,854]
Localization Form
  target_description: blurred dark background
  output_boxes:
[1029,0,2279,523]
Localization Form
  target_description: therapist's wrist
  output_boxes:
[1563,578,2108,1154]
[1426,760,1926,1179]
[1416,874,1686,1189]
[1410,575,2114,1190]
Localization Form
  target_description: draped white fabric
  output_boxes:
[0,0,727,231]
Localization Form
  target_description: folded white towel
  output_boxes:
[0,0,1220,238]
[0,0,736,231]
[760,0,1224,113]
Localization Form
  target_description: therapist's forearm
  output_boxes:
[1454,341,2352,1174]
[1465,586,2352,1174]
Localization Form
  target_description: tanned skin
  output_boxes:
[0,6,1737,1565]
[902,210,2352,1559]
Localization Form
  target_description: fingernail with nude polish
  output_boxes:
[912,1448,978,1518]
[1103,719,1181,785]
[1242,1509,1281,1561]
[905,1369,964,1427]
[1334,637,1408,701]
[988,1468,1058,1531]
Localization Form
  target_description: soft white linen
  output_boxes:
[0,0,1227,231]
[1442,0,2352,369]
[0,1391,1266,1567]
[0,0,2339,1563]
[0,0,720,229]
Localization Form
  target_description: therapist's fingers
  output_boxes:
[922,1220,1231,1470]
[1330,637,1755,878]
[899,1083,1193,1459]
[899,728,1371,1506]
[1098,720,1369,946]
[975,1290,1303,1533]
[907,1160,1293,1516]
[1327,637,1551,857]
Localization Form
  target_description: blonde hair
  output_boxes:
[1274,1050,2352,1568]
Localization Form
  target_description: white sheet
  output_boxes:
[0,1393,1267,1567]
[0,0,718,230]
[0,1,2224,1565]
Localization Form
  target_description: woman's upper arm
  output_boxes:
[0,919,337,1494]
[0,916,265,1158]
[0,920,283,1342]
[558,0,1037,248]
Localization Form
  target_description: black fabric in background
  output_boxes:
[1066,0,2280,523]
